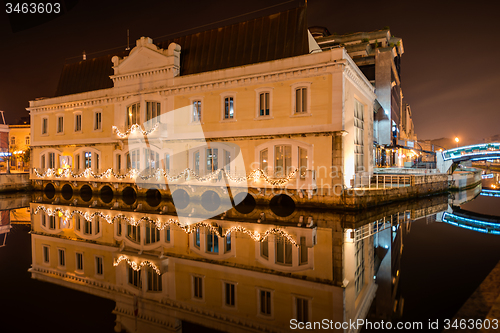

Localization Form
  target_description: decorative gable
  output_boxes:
[111,37,181,89]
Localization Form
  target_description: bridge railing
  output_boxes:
[352,173,412,189]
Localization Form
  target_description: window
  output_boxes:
[76,252,84,271]
[42,117,48,135]
[41,155,46,169]
[145,222,160,245]
[224,97,234,119]
[355,239,365,297]
[260,149,268,173]
[194,151,200,175]
[194,228,200,249]
[225,233,232,253]
[147,267,162,292]
[94,111,102,130]
[193,276,203,299]
[163,153,170,173]
[275,236,293,266]
[298,147,308,178]
[274,145,291,177]
[354,99,364,172]
[206,148,218,173]
[224,282,236,307]
[128,266,142,288]
[58,249,66,267]
[299,237,308,265]
[206,230,219,253]
[127,149,140,170]
[224,151,231,173]
[48,216,56,230]
[10,136,15,145]
[165,225,170,242]
[57,116,64,133]
[75,114,82,132]
[127,224,141,243]
[25,136,30,145]
[84,152,92,169]
[48,152,56,169]
[146,101,161,125]
[95,256,103,276]
[116,218,122,236]
[116,154,122,173]
[192,100,201,122]
[126,103,140,127]
[296,297,309,322]
[260,238,268,259]
[144,148,159,170]
[259,290,272,316]
[41,214,46,227]
[259,92,270,116]
[43,245,50,263]
[295,87,307,113]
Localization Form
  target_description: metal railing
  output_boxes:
[352,173,412,189]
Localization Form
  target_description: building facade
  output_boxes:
[28,7,375,199]
[8,124,31,171]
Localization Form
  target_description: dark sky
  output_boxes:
[1,0,499,143]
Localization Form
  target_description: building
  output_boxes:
[28,6,376,201]
[0,111,9,172]
[8,121,31,172]
[313,28,418,167]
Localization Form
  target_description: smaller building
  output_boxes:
[0,111,9,172]
[8,119,31,172]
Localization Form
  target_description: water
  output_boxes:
[0,177,499,333]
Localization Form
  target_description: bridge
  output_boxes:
[437,143,500,173]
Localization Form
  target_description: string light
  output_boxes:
[113,255,161,275]
[33,167,300,186]
[112,123,159,138]
[33,205,300,246]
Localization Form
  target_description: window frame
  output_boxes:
[74,111,82,133]
[10,136,15,146]
[191,274,205,302]
[126,102,141,128]
[255,87,274,119]
[57,248,66,268]
[290,82,312,116]
[75,252,84,273]
[220,92,237,122]
[93,109,102,131]
[25,136,30,145]
[41,117,49,136]
[56,114,64,134]
[257,288,274,318]
[95,255,104,277]
[42,245,50,265]
[189,96,204,124]
[222,280,237,309]
[293,295,312,323]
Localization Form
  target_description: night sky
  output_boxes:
[1,0,499,144]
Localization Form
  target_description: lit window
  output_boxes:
[163,153,170,173]
[57,116,64,133]
[194,228,200,249]
[84,152,92,169]
[75,114,82,132]
[94,112,102,130]
[48,152,56,169]
[260,149,268,173]
[259,92,270,116]
[260,238,268,259]
[48,215,56,230]
[206,229,219,253]
[224,151,231,173]
[126,103,140,128]
[206,148,218,173]
[126,149,140,170]
[127,224,141,244]
[192,100,201,122]
[295,87,307,113]
[224,97,234,119]
[299,147,308,178]
[274,145,291,177]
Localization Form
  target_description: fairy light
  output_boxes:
[33,205,301,246]
[112,123,159,138]
[33,167,300,186]
[113,255,161,275]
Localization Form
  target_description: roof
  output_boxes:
[54,6,309,97]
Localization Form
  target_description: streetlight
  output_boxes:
[455,137,459,148]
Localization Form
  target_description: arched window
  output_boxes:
[73,148,101,172]
[256,140,311,178]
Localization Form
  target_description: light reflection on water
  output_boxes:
[0,181,498,333]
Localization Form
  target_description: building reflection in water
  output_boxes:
[29,190,448,332]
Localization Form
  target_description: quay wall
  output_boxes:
[0,173,31,192]
[450,168,482,191]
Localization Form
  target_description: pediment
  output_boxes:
[111,37,180,77]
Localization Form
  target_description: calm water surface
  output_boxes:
[0,176,499,333]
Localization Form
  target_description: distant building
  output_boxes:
[313,28,418,167]
[0,111,9,172]
[9,122,30,172]
[483,134,500,143]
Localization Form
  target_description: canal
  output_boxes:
[0,175,499,332]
